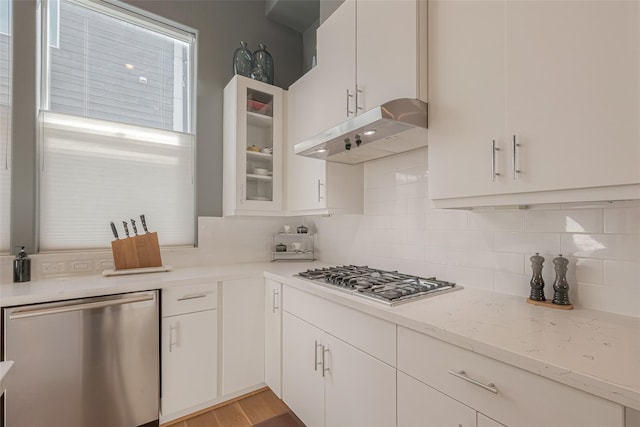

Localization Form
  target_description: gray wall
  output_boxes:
[11,0,303,253]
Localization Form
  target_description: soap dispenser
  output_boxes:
[13,246,31,283]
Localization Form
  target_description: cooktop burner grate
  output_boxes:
[296,265,459,306]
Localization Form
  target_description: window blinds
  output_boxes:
[39,111,194,251]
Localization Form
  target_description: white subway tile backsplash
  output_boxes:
[604,207,640,234]
[425,211,468,231]
[525,209,603,233]
[603,260,640,288]
[561,233,640,261]
[307,152,640,317]
[494,232,561,254]
[468,211,525,232]
[444,266,494,291]
[467,251,524,274]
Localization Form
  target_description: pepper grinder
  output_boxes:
[551,254,571,305]
[529,253,546,301]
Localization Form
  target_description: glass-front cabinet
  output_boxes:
[223,75,283,215]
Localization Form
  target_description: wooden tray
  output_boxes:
[111,232,163,270]
[527,298,574,310]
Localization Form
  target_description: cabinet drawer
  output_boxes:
[397,326,624,427]
[162,283,217,317]
[283,285,395,366]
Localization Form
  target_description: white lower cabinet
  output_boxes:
[161,283,218,420]
[398,371,476,427]
[397,326,624,427]
[221,278,265,396]
[264,278,282,398]
[282,311,396,427]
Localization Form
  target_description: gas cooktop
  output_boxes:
[296,265,459,306]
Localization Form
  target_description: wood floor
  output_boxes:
[162,387,305,427]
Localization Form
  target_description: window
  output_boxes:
[0,0,12,253]
[39,0,196,251]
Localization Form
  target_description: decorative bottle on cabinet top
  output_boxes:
[252,43,274,84]
[232,41,253,77]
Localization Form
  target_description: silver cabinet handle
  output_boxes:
[512,135,521,179]
[169,323,178,353]
[355,85,363,112]
[314,340,322,371]
[177,293,207,301]
[346,89,355,116]
[9,292,155,320]
[322,345,330,377]
[272,288,279,313]
[448,370,498,394]
[317,179,325,202]
[492,140,500,182]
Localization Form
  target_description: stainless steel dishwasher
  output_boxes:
[2,291,159,427]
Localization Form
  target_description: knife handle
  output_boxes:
[130,219,138,235]
[122,221,130,238]
[140,214,149,233]
[110,222,119,240]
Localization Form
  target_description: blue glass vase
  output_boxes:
[252,43,274,84]
[233,41,253,77]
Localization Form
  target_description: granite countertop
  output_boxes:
[0,361,14,396]
[1,261,638,411]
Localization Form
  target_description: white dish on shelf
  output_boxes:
[252,168,269,176]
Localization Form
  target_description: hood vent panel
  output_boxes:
[294,98,428,165]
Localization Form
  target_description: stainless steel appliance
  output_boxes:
[294,98,428,164]
[2,291,159,427]
[297,265,459,306]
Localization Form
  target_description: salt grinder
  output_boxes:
[529,253,546,301]
[551,254,571,305]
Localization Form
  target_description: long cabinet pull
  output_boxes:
[314,340,322,371]
[169,323,178,353]
[355,85,363,112]
[177,293,207,301]
[512,135,521,179]
[317,179,325,202]
[448,370,498,394]
[346,89,355,116]
[492,140,500,182]
[272,289,279,313]
[322,345,330,377]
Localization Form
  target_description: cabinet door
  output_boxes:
[282,312,325,427]
[505,1,639,193]
[398,371,476,427]
[356,0,420,111]
[478,413,506,427]
[286,71,328,212]
[264,278,282,397]
[161,309,217,416]
[324,334,396,427]
[315,0,356,128]
[221,278,265,396]
[427,0,507,200]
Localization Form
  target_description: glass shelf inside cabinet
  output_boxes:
[245,87,274,203]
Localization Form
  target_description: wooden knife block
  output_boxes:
[111,232,163,270]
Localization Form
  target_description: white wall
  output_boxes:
[309,149,640,317]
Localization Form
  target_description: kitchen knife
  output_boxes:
[110,222,119,239]
[140,214,149,233]
[130,219,138,235]
[123,221,130,238]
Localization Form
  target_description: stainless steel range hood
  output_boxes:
[294,98,428,165]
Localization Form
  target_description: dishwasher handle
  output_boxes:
[8,292,156,320]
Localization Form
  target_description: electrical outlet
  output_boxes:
[40,262,66,275]
[69,260,93,273]
[97,259,114,270]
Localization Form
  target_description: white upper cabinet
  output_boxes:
[223,76,284,216]
[428,0,640,208]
